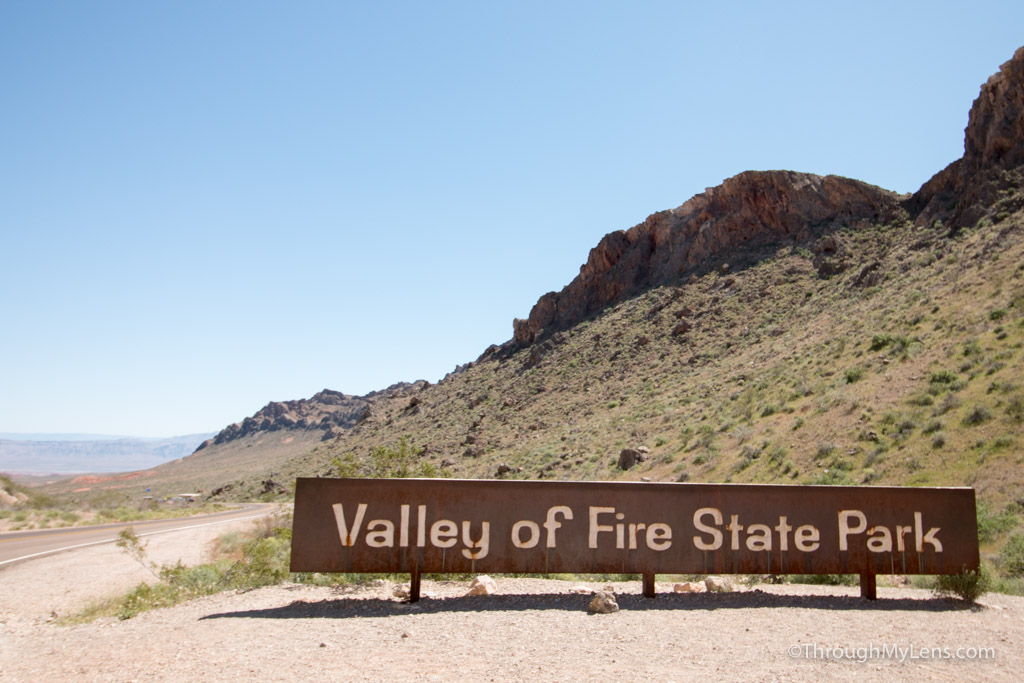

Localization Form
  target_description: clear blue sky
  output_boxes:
[2,1,1022,437]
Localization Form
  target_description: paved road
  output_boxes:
[0,503,276,567]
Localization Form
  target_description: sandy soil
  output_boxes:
[1,522,1021,681]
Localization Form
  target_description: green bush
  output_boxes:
[999,533,1024,577]
[962,405,992,426]
[108,513,296,620]
[930,370,959,385]
[1007,396,1024,423]
[933,563,992,603]
[870,334,912,354]
[333,437,448,479]
[976,502,1019,543]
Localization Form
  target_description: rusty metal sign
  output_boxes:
[290,478,978,597]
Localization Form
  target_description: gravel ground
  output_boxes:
[1,522,1021,681]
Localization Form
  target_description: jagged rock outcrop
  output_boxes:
[514,46,1024,345]
[911,46,1024,227]
[513,171,901,344]
[195,381,433,451]
[197,389,369,449]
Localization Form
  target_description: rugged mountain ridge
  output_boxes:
[911,46,1024,229]
[513,172,902,344]
[196,382,431,450]
[514,46,1024,346]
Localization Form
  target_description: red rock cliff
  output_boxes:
[513,171,901,344]
[514,45,1024,346]
[911,46,1024,227]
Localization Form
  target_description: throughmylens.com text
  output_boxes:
[788,643,996,663]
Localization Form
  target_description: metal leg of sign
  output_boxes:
[409,568,421,603]
[642,572,656,598]
[860,572,877,600]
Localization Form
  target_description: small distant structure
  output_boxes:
[171,493,202,505]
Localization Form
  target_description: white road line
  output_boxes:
[0,513,270,567]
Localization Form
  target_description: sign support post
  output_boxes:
[860,572,877,600]
[642,572,656,598]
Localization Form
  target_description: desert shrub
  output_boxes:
[333,437,447,478]
[870,334,893,351]
[930,370,959,385]
[962,339,983,358]
[962,405,992,426]
[106,513,296,620]
[844,368,864,384]
[933,394,961,416]
[815,442,836,460]
[999,533,1024,577]
[870,334,912,354]
[989,309,1007,321]
[1007,395,1024,423]
[977,503,1020,543]
[933,563,992,603]
[731,425,753,444]
[805,469,856,486]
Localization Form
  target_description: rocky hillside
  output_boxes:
[194,382,434,451]
[53,47,1024,509]
[513,172,902,345]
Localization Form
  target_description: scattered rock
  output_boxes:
[674,582,705,593]
[705,576,733,593]
[672,320,691,336]
[852,261,882,288]
[495,463,512,477]
[617,447,650,470]
[588,591,619,614]
[464,575,497,597]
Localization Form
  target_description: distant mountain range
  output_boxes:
[0,433,214,474]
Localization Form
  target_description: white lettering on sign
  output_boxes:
[838,510,942,553]
[587,506,672,551]
[332,503,490,559]
[333,503,367,547]
[692,507,821,553]
[331,502,946,561]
